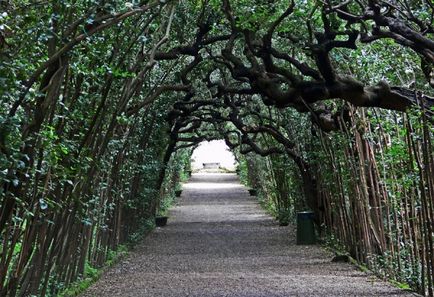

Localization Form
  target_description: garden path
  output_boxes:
[82,173,418,297]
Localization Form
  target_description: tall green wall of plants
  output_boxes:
[238,105,434,295]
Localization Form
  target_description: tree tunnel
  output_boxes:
[0,0,433,296]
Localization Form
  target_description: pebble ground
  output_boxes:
[82,173,419,297]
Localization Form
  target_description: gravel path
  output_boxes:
[82,173,418,297]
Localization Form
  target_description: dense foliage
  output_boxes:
[238,105,433,294]
[0,0,433,296]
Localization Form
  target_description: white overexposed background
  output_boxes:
[191,140,237,171]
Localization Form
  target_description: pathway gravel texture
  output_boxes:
[82,173,419,297]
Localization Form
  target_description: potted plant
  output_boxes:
[155,215,168,227]
[277,209,290,226]
[155,205,169,227]
[155,198,169,227]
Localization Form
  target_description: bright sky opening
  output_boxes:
[191,140,237,171]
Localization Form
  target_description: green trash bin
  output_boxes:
[296,211,316,245]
